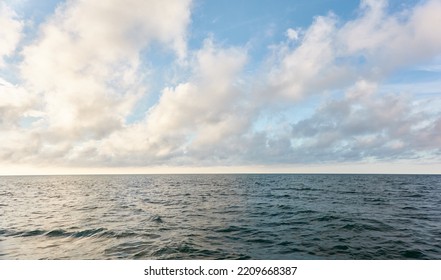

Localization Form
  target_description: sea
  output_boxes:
[1,174,440,260]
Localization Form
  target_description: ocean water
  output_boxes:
[0,174,440,260]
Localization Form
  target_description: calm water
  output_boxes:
[1,174,440,259]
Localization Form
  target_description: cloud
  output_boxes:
[146,40,248,151]
[286,28,300,41]
[251,0,441,165]
[1,0,192,165]
[340,0,441,70]
[268,0,441,100]
[0,2,23,67]
[0,81,42,163]
[0,0,440,170]
[0,81,33,128]
[288,80,441,163]
[19,0,191,139]
[269,14,342,100]
[222,80,440,166]
[69,39,251,166]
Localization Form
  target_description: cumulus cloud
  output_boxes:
[0,2,23,67]
[146,40,248,152]
[289,80,441,163]
[252,0,441,165]
[269,14,342,100]
[1,0,192,165]
[0,81,41,164]
[340,0,441,70]
[0,0,440,171]
[269,0,441,100]
[19,0,191,140]
[68,39,251,166]
[0,81,33,128]
[219,80,440,166]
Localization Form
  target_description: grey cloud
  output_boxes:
[288,92,440,163]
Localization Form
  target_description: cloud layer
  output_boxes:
[0,0,440,171]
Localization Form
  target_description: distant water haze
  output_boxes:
[1,174,440,259]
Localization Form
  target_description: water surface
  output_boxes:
[1,174,440,259]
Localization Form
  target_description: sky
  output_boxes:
[0,0,440,175]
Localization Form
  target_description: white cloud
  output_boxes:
[146,40,248,146]
[75,39,251,166]
[0,81,34,129]
[0,0,440,171]
[18,0,191,140]
[286,28,300,41]
[340,0,441,71]
[0,2,23,67]
[269,0,441,100]
[0,0,193,166]
[269,14,343,100]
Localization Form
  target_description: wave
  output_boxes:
[0,228,143,239]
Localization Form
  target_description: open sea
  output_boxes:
[1,174,440,260]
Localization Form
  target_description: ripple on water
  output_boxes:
[1,174,441,259]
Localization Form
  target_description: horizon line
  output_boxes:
[1,172,440,177]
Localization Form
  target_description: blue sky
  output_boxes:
[0,0,440,174]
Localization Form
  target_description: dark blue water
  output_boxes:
[1,174,440,259]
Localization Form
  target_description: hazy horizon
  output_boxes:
[1,164,440,176]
